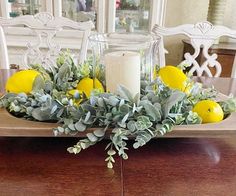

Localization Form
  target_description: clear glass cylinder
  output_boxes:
[89,33,160,96]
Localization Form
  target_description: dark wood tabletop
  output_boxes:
[1,69,236,195]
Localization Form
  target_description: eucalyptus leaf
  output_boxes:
[51,105,58,114]
[107,162,113,169]
[68,123,76,131]
[84,111,91,123]
[107,149,116,156]
[121,113,129,124]
[98,98,105,107]
[86,133,98,142]
[75,121,86,132]
[57,64,71,82]
[57,108,64,118]
[32,75,45,92]
[133,142,140,149]
[127,121,136,132]
[109,156,115,163]
[143,102,161,121]
[163,90,186,118]
[117,85,134,102]
[57,127,64,133]
[2,52,235,169]
[119,104,130,114]
[108,96,120,106]
[94,129,105,137]
[32,108,51,121]
[135,116,153,131]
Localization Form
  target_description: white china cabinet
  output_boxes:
[0,0,166,66]
[1,0,166,32]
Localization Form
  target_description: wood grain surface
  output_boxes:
[0,138,122,195]
[0,137,236,195]
[122,138,236,196]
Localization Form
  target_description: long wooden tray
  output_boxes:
[1,107,236,137]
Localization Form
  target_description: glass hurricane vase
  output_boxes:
[89,33,160,96]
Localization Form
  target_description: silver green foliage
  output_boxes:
[1,52,236,168]
[219,96,236,116]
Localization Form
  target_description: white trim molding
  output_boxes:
[53,0,62,17]
[150,0,167,30]
[106,0,116,33]
[96,0,106,33]
[0,1,11,18]
[45,0,53,13]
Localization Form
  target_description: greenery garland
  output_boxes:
[1,52,236,168]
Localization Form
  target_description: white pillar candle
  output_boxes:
[104,51,141,96]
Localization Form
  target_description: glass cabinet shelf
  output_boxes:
[1,0,167,33]
[8,0,42,18]
[115,0,150,33]
[61,0,96,23]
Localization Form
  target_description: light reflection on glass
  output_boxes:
[9,0,42,18]
[115,0,150,33]
[62,0,96,24]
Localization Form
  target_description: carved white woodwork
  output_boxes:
[0,12,94,69]
[152,21,236,77]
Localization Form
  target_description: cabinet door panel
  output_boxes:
[107,0,166,33]
[54,0,104,31]
[2,0,50,18]
[61,0,96,22]
[115,0,150,33]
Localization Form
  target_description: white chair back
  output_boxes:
[152,21,236,77]
[0,12,94,69]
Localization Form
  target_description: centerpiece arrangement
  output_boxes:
[1,33,236,168]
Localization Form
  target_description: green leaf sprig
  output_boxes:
[1,52,236,168]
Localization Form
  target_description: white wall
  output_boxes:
[223,0,235,28]
[163,0,209,65]
[163,0,236,65]
[223,0,236,42]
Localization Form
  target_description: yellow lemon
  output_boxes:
[192,100,224,123]
[76,77,104,98]
[5,70,41,94]
[158,65,190,93]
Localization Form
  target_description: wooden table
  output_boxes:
[1,70,236,195]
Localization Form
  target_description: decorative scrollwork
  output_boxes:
[0,12,94,69]
[34,12,54,26]
[22,29,60,70]
[152,21,236,77]
[182,39,221,77]
[194,21,214,35]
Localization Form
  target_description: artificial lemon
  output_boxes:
[76,77,104,98]
[158,65,190,93]
[5,70,41,94]
[192,100,224,123]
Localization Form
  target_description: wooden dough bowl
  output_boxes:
[0,107,236,138]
